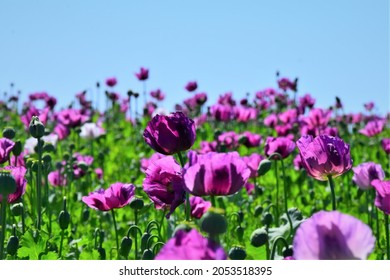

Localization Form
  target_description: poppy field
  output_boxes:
[0,70,389,260]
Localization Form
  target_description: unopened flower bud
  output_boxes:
[12,140,22,156]
[0,170,17,196]
[129,198,144,210]
[258,159,272,176]
[2,127,16,139]
[250,228,268,247]
[261,212,273,227]
[200,210,227,236]
[228,246,247,260]
[142,249,154,260]
[10,202,24,216]
[235,225,244,242]
[254,205,263,217]
[141,232,151,252]
[119,236,133,258]
[43,143,55,153]
[29,116,45,138]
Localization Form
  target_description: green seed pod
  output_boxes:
[25,158,34,169]
[237,210,244,224]
[82,208,90,222]
[12,140,22,156]
[42,153,52,164]
[254,205,263,217]
[283,247,294,258]
[235,225,244,242]
[6,235,19,256]
[29,116,45,138]
[258,159,272,176]
[63,153,70,161]
[255,186,265,196]
[2,127,16,139]
[43,143,55,153]
[0,171,17,196]
[261,212,273,227]
[119,236,133,258]
[142,249,154,260]
[250,228,268,247]
[200,211,227,236]
[10,202,24,217]
[129,198,144,210]
[228,246,247,260]
[141,232,151,251]
[58,210,71,230]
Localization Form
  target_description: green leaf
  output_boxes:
[41,252,58,260]
[18,231,46,260]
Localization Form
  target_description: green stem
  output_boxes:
[59,229,64,259]
[0,198,7,260]
[279,158,293,239]
[274,160,280,226]
[327,175,337,211]
[134,209,138,260]
[211,196,216,208]
[270,236,289,260]
[37,138,43,230]
[111,209,119,259]
[366,191,372,228]
[385,214,390,260]
[265,227,270,260]
[177,151,190,221]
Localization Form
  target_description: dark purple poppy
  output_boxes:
[382,138,390,154]
[293,211,375,260]
[135,67,149,81]
[0,138,15,164]
[359,119,386,137]
[264,137,295,159]
[242,153,264,178]
[105,77,117,87]
[143,112,196,155]
[240,131,262,148]
[82,182,135,211]
[371,180,390,215]
[183,152,250,196]
[155,229,227,260]
[150,89,165,101]
[142,156,185,218]
[352,162,385,190]
[185,81,198,92]
[189,196,211,219]
[0,166,27,204]
[296,135,352,181]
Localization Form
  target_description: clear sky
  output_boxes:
[0,0,388,115]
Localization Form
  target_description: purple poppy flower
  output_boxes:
[210,104,233,122]
[135,67,149,81]
[264,113,278,127]
[155,229,227,260]
[56,108,89,128]
[278,77,297,92]
[352,162,385,190]
[293,211,375,260]
[264,137,296,159]
[95,168,103,180]
[140,153,165,173]
[105,77,117,87]
[183,152,250,196]
[279,109,298,124]
[296,135,352,181]
[234,107,257,123]
[150,89,165,101]
[185,81,198,92]
[240,131,262,148]
[299,93,316,109]
[217,131,240,150]
[0,166,27,204]
[371,180,390,215]
[189,196,211,219]
[82,182,135,211]
[359,119,386,137]
[218,92,236,106]
[382,138,390,154]
[142,156,185,218]
[0,138,15,164]
[242,153,264,178]
[48,170,67,187]
[293,154,303,171]
[304,108,332,129]
[143,112,196,155]
[245,182,255,195]
[364,102,374,111]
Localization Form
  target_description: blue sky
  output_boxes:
[0,0,388,115]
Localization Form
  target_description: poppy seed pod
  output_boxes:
[2,127,16,140]
[29,116,45,139]
[119,236,133,258]
[200,211,227,236]
[250,228,268,247]
[143,112,196,155]
[228,246,247,260]
[0,171,17,196]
